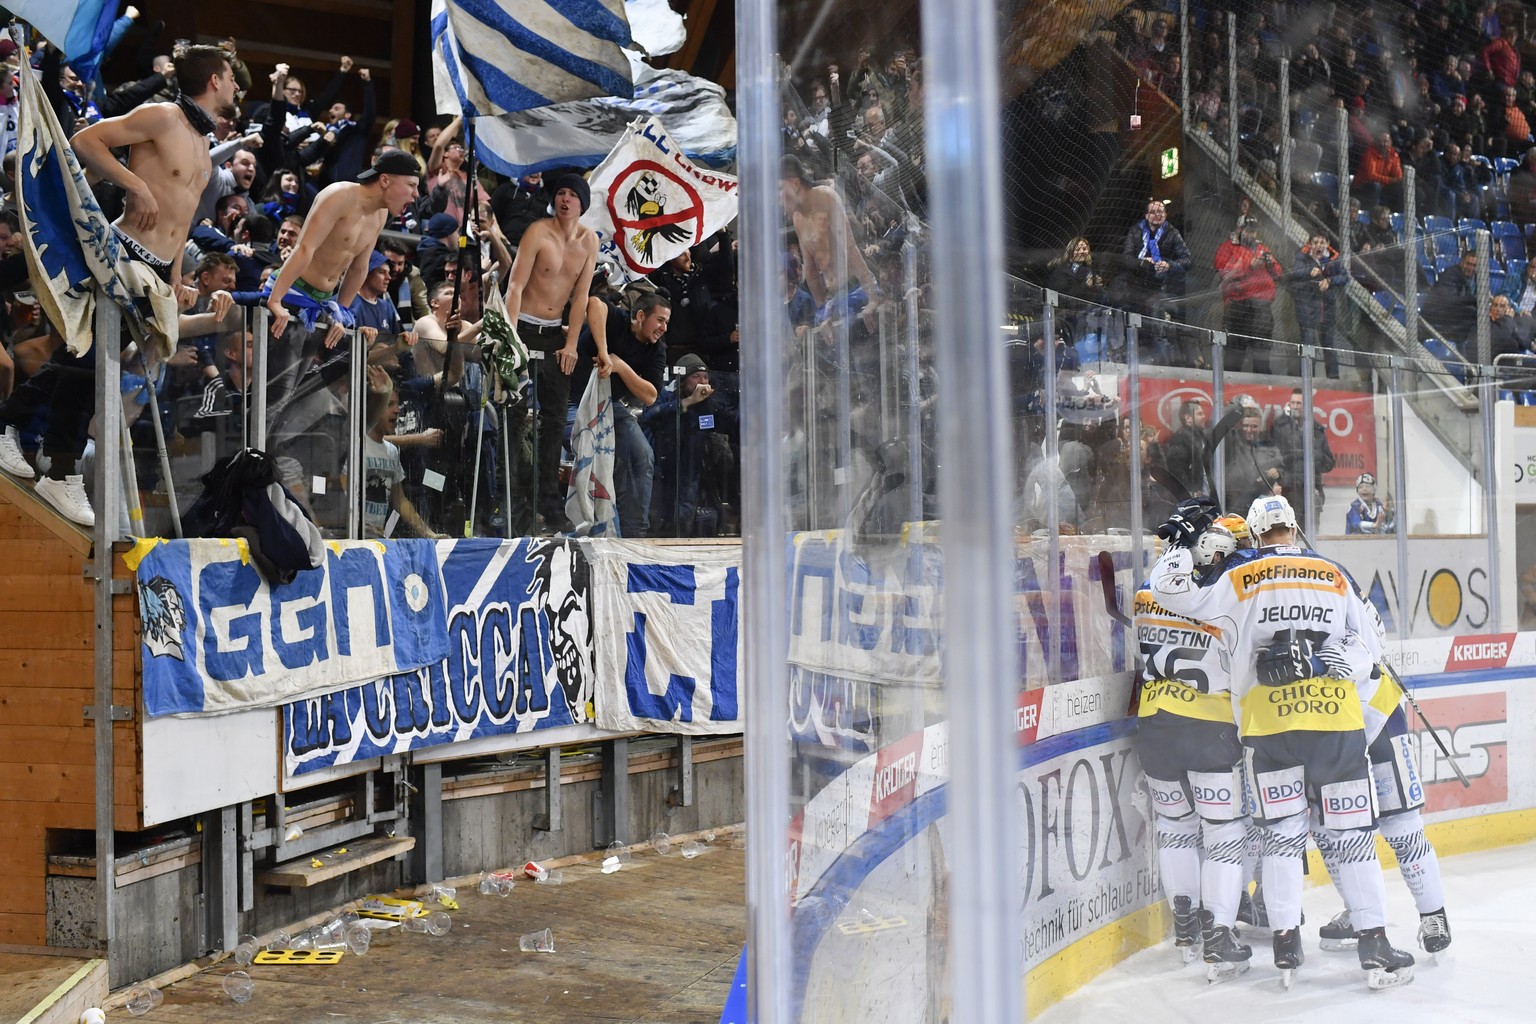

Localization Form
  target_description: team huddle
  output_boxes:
[1134,492,1449,990]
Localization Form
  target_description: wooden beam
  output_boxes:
[674,0,720,73]
[391,0,418,124]
[0,478,90,554]
[257,834,415,888]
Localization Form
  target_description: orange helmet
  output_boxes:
[1216,513,1251,547]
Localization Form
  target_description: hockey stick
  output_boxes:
[1377,658,1474,789]
[1202,406,1245,488]
[1096,550,1141,716]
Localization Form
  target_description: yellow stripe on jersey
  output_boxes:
[1227,556,1349,601]
[1138,678,1234,724]
[1241,678,1365,736]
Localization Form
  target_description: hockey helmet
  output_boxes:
[1215,512,1251,547]
[1246,493,1298,540]
[1193,523,1237,568]
[1356,472,1377,496]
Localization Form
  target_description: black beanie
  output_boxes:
[552,173,591,213]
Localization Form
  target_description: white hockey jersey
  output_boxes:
[1133,584,1236,727]
[1150,543,1377,739]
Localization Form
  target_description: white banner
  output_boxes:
[591,540,741,734]
[581,116,738,282]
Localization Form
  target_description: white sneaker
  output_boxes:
[35,474,95,527]
[0,426,34,479]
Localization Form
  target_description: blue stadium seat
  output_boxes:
[1490,270,1505,295]
[1424,215,1454,234]
[1391,303,1407,325]
[1423,337,1466,382]
[1494,221,1526,261]
[1433,254,1456,276]
[1357,209,1371,225]
[1501,389,1518,402]
[1522,391,1536,406]
[1509,257,1528,282]
[1430,231,1461,261]
[1373,290,1394,309]
[1075,333,1105,365]
[1390,212,1405,236]
[1495,156,1520,183]
[1313,171,1339,209]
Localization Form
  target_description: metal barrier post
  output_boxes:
[91,299,123,962]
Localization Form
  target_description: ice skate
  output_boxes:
[1318,909,1359,951]
[1358,927,1415,989]
[1236,885,1269,931]
[1203,924,1252,984]
[1173,896,1201,963]
[1418,908,1451,955]
[1273,928,1303,989]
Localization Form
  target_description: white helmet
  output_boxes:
[1193,524,1237,568]
[1246,494,1298,541]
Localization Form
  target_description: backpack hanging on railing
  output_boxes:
[181,448,325,586]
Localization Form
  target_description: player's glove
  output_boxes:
[1156,497,1218,548]
[1255,634,1326,686]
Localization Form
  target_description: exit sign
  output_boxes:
[1160,147,1179,178]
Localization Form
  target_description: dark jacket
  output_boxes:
[1162,423,1210,496]
[1288,248,1350,326]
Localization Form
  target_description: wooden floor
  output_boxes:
[130,842,745,1023]
[0,952,98,1023]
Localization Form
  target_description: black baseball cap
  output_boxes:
[358,149,421,183]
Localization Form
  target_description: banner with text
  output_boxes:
[1129,377,1376,487]
[591,540,741,734]
[135,539,449,717]
[282,538,594,777]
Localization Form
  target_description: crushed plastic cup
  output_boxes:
[605,841,632,866]
[651,831,672,855]
[283,823,304,841]
[232,932,258,966]
[680,840,703,859]
[518,927,555,953]
[479,872,515,896]
[404,910,452,936]
[222,970,254,1004]
[264,930,291,952]
[535,869,564,885]
[523,860,549,882]
[601,856,622,874]
[123,984,163,1016]
[705,831,717,843]
[428,883,459,909]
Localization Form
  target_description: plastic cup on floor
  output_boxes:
[518,927,555,953]
[222,970,254,1004]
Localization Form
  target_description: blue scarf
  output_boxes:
[1140,222,1164,264]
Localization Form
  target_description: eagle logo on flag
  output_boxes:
[623,170,690,262]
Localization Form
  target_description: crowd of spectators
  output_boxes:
[0,17,746,538]
[1119,0,1536,363]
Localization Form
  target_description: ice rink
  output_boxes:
[1039,840,1536,1021]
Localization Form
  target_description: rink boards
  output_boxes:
[787,534,1536,1019]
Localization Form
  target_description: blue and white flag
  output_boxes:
[590,540,741,735]
[437,0,634,117]
[565,372,617,536]
[283,538,598,777]
[434,2,734,179]
[6,3,117,83]
[15,37,178,357]
[134,539,450,717]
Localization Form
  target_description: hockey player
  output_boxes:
[1313,608,1451,955]
[1150,494,1416,990]
[1133,522,1249,971]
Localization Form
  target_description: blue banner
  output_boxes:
[283,538,596,776]
[135,539,449,717]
